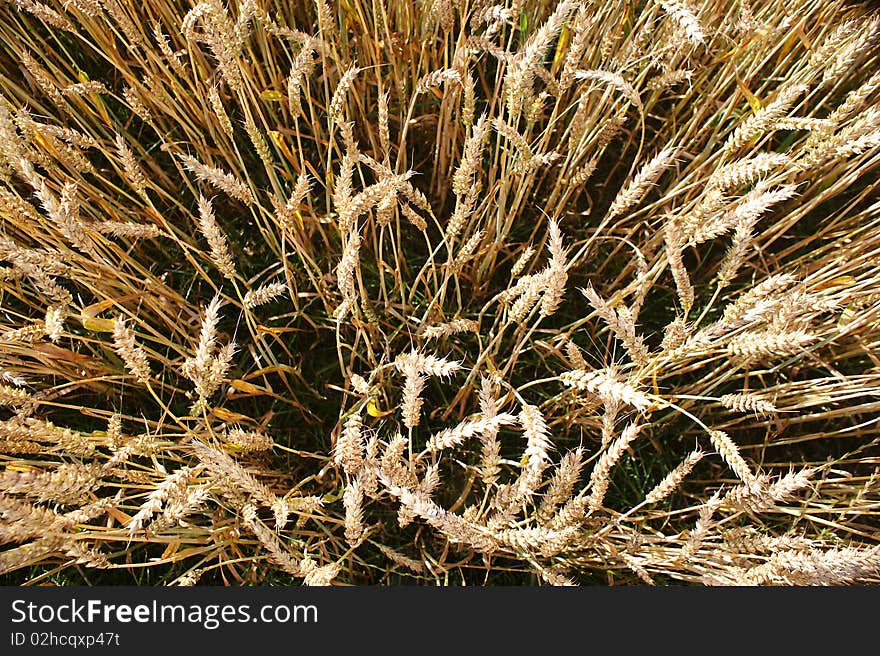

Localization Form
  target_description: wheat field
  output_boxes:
[0,0,879,586]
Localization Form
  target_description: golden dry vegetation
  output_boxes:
[1,0,879,585]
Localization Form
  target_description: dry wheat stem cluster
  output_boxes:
[0,0,879,586]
